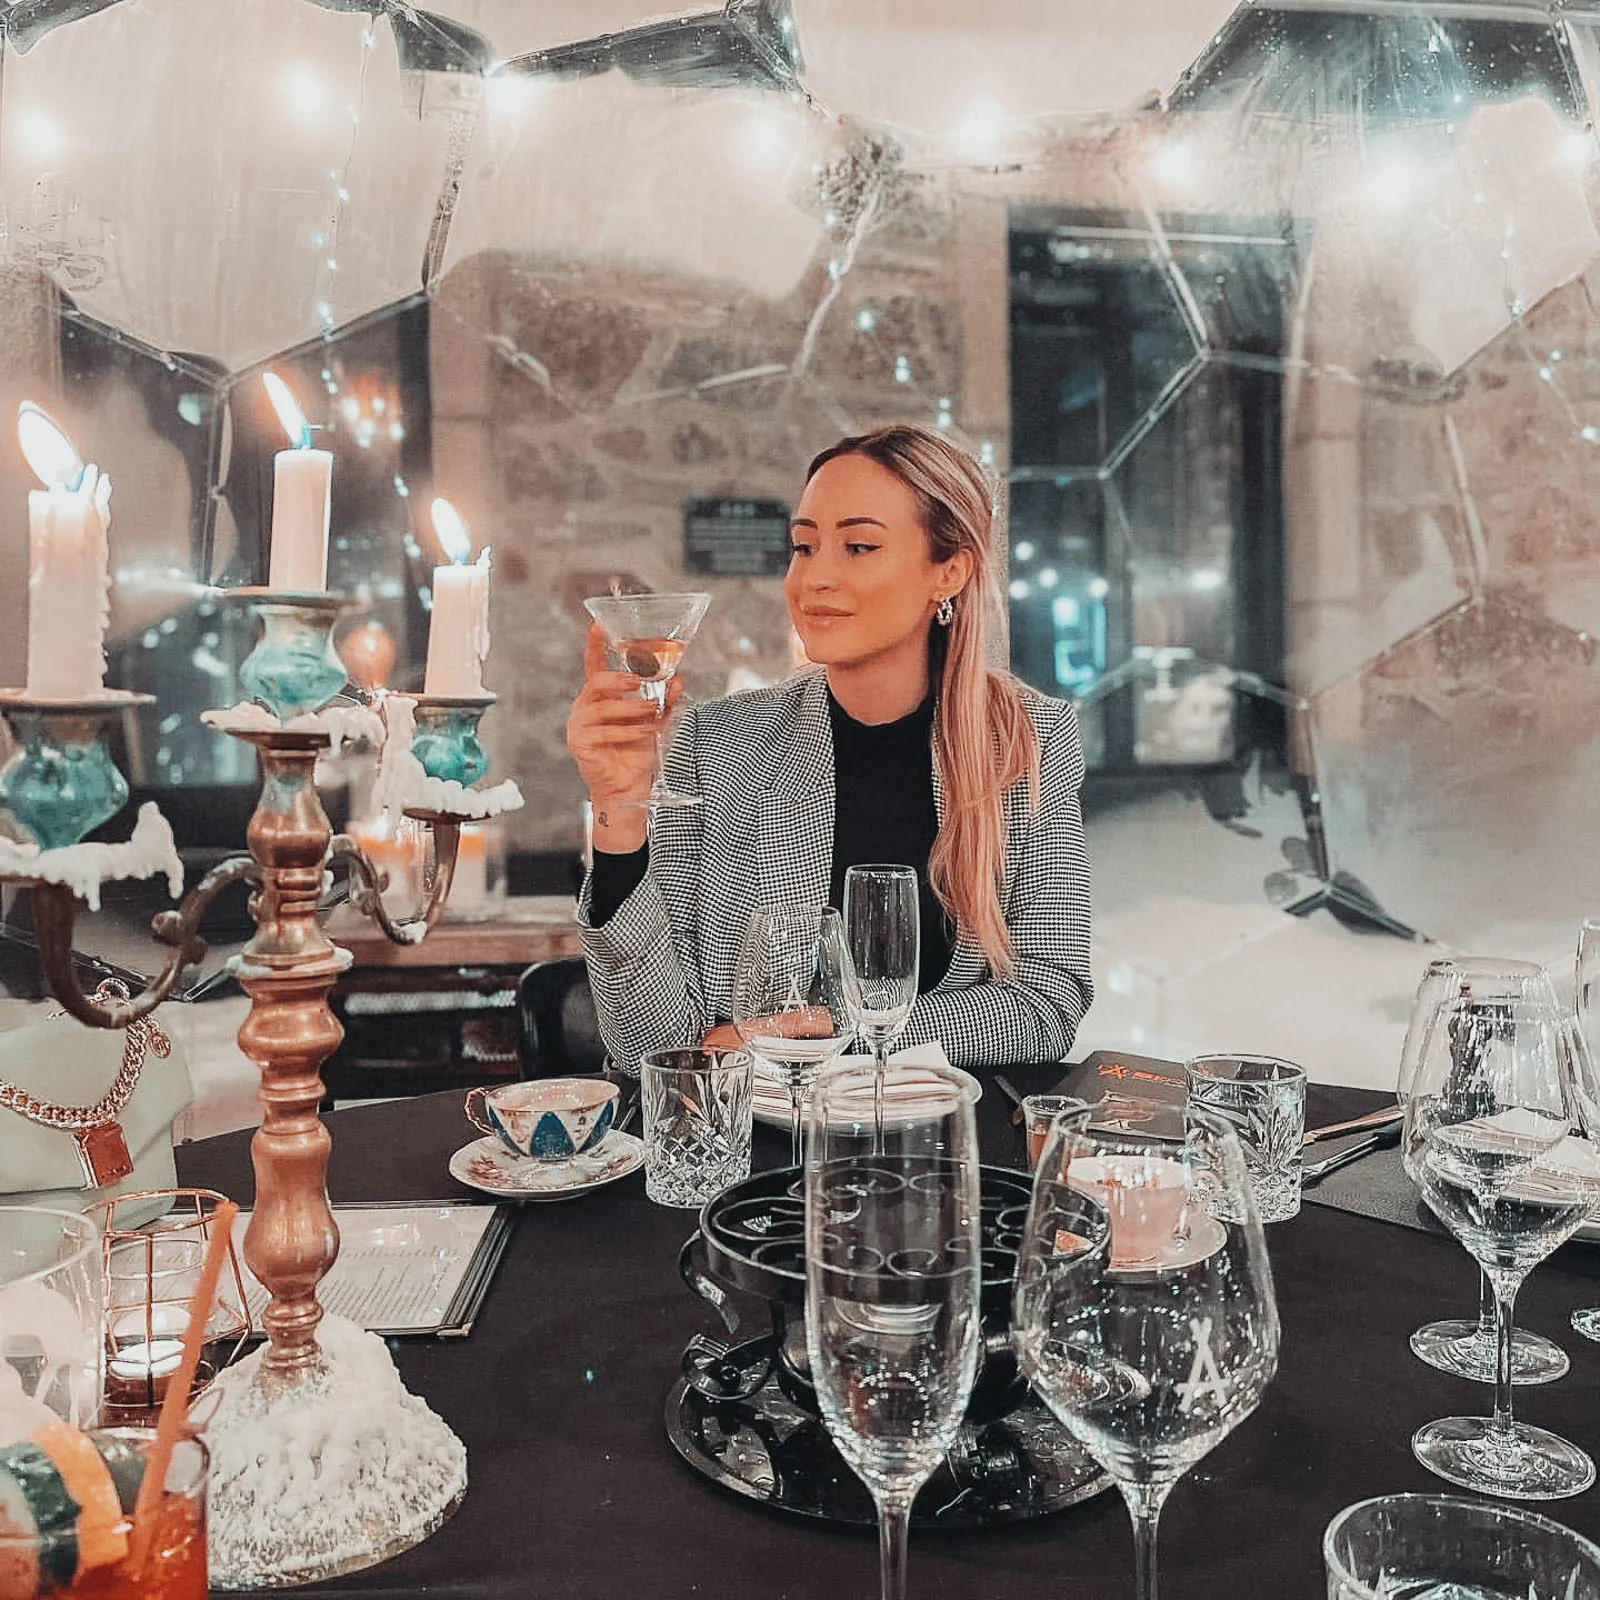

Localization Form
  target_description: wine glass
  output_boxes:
[1014,1105,1280,1600]
[1572,919,1600,1344]
[732,906,861,1166]
[582,591,711,810]
[1407,991,1600,1499]
[803,1059,981,1600]
[1400,958,1570,1385]
[843,864,920,1139]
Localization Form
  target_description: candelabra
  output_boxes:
[0,590,509,1587]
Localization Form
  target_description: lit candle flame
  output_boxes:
[431,498,472,564]
[263,372,313,449]
[17,402,85,491]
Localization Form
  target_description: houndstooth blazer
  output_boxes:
[577,667,1093,1072]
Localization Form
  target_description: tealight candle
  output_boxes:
[108,1337,185,1388]
[263,372,332,592]
[423,498,491,697]
[105,1318,187,1407]
[18,402,112,700]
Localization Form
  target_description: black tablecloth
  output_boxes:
[178,1070,1600,1599]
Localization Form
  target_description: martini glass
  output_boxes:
[584,591,711,810]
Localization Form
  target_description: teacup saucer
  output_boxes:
[449,1130,645,1202]
[1107,1214,1228,1278]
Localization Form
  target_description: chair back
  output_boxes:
[516,957,605,1078]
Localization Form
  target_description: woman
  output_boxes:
[565,423,1093,1071]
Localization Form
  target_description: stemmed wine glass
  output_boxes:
[1400,958,1570,1385]
[732,905,860,1166]
[843,864,920,1138]
[1014,1105,1280,1600]
[1406,991,1600,1498]
[804,1059,981,1600]
[582,591,711,810]
[1572,918,1600,1344]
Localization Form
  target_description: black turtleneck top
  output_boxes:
[589,685,954,993]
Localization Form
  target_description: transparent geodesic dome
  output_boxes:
[1,0,1597,956]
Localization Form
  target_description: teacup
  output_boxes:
[465,1078,619,1162]
[1066,1153,1192,1268]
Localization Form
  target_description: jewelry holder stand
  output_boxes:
[0,589,516,1587]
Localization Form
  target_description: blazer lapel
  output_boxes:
[757,670,835,910]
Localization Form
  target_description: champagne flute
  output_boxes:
[1014,1105,1280,1600]
[843,864,920,1139]
[1400,958,1570,1384]
[732,906,860,1166]
[804,1060,981,1600]
[582,591,710,810]
[1408,992,1600,1498]
[1573,919,1600,1343]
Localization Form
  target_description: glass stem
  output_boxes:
[1122,1480,1173,1600]
[645,682,667,798]
[788,1085,804,1169]
[873,1037,889,1152]
[1489,1269,1523,1441]
[1475,1270,1495,1347]
[876,1493,913,1600]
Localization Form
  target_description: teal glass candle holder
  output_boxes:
[410,695,495,787]
[236,592,349,720]
[0,697,146,851]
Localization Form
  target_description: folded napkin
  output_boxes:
[752,1042,974,1125]
[756,1040,953,1087]
[840,1041,953,1071]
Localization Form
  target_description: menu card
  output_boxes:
[1053,1049,1187,1126]
[232,1202,512,1339]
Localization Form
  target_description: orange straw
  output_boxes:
[128,1197,239,1571]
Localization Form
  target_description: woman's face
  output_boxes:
[784,453,973,674]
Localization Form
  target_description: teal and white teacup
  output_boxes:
[465,1078,619,1161]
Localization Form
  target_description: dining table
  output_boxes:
[176,1064,1600,1599]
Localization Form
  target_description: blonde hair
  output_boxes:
[806,424,1039,978]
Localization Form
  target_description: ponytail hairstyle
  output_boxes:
[805,424,1039,978]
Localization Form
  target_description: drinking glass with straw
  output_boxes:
[0,1200,235,1598]
[126,1197,237,1575]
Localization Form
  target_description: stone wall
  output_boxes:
[429,168,989,854]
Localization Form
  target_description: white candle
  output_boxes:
[263,372,331,592]
[107,1337,185,1402]
[423,499,491,696]
[18,403,112,700]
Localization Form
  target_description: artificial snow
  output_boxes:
[0,801,182,909]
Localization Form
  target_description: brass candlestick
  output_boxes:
[0,594,492,1587]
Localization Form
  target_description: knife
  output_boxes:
[1303,1105,1403,1147]
[994,1074,1028,1126]
[1301,1125,1401,1187]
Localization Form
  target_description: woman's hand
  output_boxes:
[565,622,682,853]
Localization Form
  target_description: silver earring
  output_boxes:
[935,596,955,627]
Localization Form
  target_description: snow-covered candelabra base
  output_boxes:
[0,800,182,909]
[202,701,385,757]
[203,1314,468,1590]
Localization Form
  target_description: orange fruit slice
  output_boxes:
[28,1424,126,1572]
